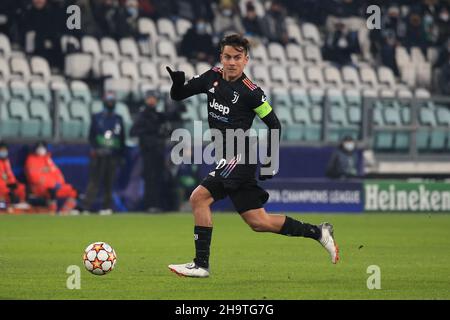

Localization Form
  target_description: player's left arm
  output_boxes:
[249,91,281,180]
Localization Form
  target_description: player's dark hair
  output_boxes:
[219,34,250,55]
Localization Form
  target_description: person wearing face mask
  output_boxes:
[130,90,170,212]
[115,0,140,38]
[82,91,125,214]
[326,136,360,179]
[0,141,27,210]
[179,18,216,64]
[24,141,78,214]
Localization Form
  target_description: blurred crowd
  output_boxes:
[0,0,448,90]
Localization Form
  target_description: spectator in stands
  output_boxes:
[0,141,27,208]
[323,21,360,66]
[261,1,289,45]
[380,30,400,76]
[179,18,217,64]
[242,1,264,43]
[82,91,126,214]
[403,12,428,52]
[435,6,449,44]
[212,1,245,39]
[71,0,103,38]
[115,0,140,39]
[92,0,119,38]
[138,0,176,20]
[25,141,78,214]
[19,0,64,70]
[130,90,169,212]
[437,50,450,95]
[326,136,361,180]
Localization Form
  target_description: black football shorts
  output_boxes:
[200,173,269,214]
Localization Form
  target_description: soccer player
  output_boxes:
[167,34,339,278]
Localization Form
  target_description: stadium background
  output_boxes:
[0,0,450,302]
[2,0,450,213]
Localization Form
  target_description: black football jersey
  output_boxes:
[183,67,272,132]
[177,67,276,181]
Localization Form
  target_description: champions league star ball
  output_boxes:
[83,242,117,275]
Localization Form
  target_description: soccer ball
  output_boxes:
[83,242,117,275]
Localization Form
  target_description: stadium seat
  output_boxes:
[70,80,92,104]
[0,80,10,102]
[158,62,174,84]
[64,53,93,79]
[196,62,212,75]
[10,57,33,81]
[50,81,72,105]
[58,102,82,139]
[377,66,396,88]
[101,59,121,79]
[301,23,321,46]
[100,37,122,61]
[342,66,361,88]
[326,88,346,108]
[344,88,361,107]
[0,33,12,57]
[9,80,31,102]
[103,78,132,100]
[175,18,192,39]
[69,100,91,138]
[28,99,52,138]
[0,99,20,137]
[251,65,272,87]
[30,56,52,82]
[429,130,447,151]
[156,40,178,62]
[0,58,10,80]
[283,123,302,141]
[310,106,322,124]
[270,66,289,87]
[81,36,104,77]
[61,35,81,53]
[359,67,379,88]
[119,38,141,61]
[120,60,140,98]
[268,42,287,65]
[308,88,324,107]
[8,99,40,137]
[286,23,303,45]
[271,87,292,108]
[324,66,343,88]
[347,106,361,124]
[290,88,310,108]
[287,66,307,87]
[305,67,325,87]
[30,81,51,103]
[157,18,177,41]
[115,102,134,145]
[303,45,323,65]
[435,106,450,126]
[285,43,304,65]
[139,61,159,84]
[250,44,269,64]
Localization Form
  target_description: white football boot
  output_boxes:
[168,262,210,278]
[318,222,340,264]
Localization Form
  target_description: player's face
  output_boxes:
[220,45,248,81]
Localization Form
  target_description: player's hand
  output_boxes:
[258,162,277,181]
[166,66,185,86]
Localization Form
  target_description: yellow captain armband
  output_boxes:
[253,101,272,119]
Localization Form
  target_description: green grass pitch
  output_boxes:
[0,213,449,300]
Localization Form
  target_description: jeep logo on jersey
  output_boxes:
[209,98,230,115]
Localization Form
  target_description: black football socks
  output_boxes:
[279,216,321,240]
[193,226,212,269]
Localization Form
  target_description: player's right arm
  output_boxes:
[166,66,208,101]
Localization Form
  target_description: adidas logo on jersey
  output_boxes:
[209,98,230,115]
